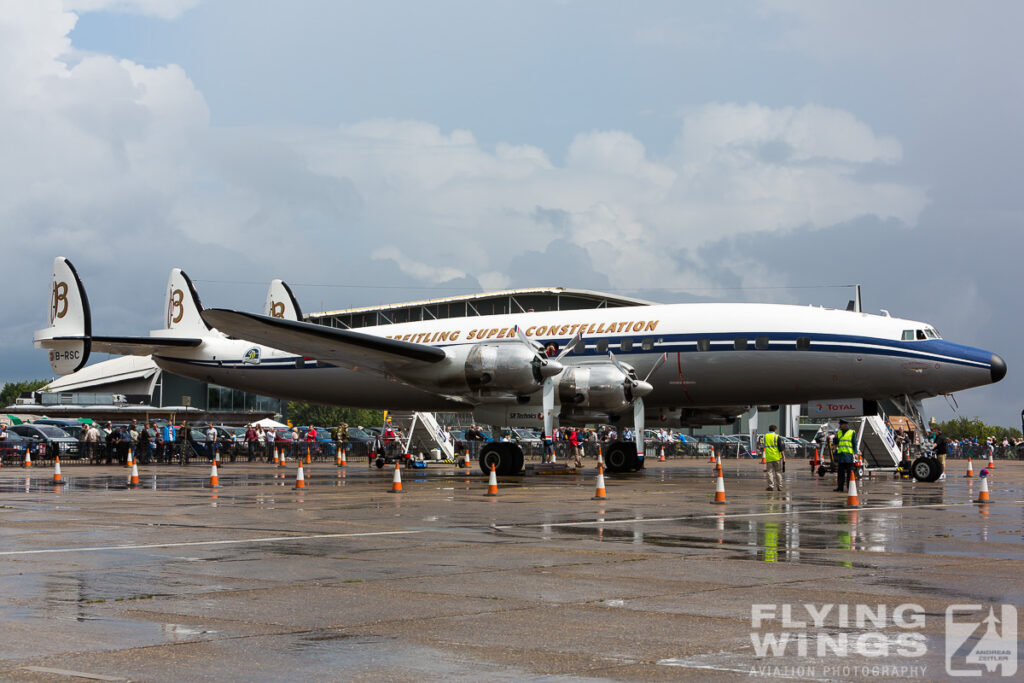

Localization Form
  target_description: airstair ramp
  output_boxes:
[856,415,902,470]
[391,411,455,459]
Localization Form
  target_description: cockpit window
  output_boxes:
[925,327,940,339]
[916,329,927,340]
[902,330,915,341]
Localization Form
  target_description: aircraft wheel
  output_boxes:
[500,443,524,475]
[910,456,940,482]
[479,443,503,475]
[605,441,633,473]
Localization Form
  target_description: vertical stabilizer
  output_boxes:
[34,256,91,374]
[163,268,211,334]
[265,279,303,321]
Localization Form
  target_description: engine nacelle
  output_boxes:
[465,343,543,396]
[557,362,632,413]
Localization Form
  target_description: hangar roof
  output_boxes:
[307,287,653,329]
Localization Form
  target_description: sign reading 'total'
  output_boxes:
[807,398,864,418]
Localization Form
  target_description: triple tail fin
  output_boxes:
[264,279,303,321]
[162,268,212,334]
[34,256,91,374]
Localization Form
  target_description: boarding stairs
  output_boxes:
[855,415,902,471]
[389,411,456,460]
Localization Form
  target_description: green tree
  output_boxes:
[0,379,50,408]
[936,416,1022,441]
[284,402,384,432]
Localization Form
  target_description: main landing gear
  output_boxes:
[479,442,525,475]
[604,440,642,473]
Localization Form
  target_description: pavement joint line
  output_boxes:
[21,666,127,681]
[491,501,994,529]
[0,529,426,557]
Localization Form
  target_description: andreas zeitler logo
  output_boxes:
[946,604,1017,677]
[748,603,1018,678]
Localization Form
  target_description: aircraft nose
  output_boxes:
[990,353,1007,383]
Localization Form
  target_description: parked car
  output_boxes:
[34,418,87,440]
[0,432,35,463]
[7,424,81,458]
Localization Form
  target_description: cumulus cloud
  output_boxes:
[62,0,200,19]
[0,2,930,384]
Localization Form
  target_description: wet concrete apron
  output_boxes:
[1,459,1021,681]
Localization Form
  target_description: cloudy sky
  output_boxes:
[2,1,1020,427]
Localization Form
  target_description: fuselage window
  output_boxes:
[916,329,927,340]
[596,339,609,353]
[620,338,633,352]
[641,337,655,351]
[697,338,711,352]
[755,336,770,350]
[796,337,811,350]
[902,330,915,341]
[734,337,748,350]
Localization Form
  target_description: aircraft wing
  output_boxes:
[201,308,447,370]
[90,336,204,356]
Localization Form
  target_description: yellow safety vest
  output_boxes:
[763,432,783,462]
[836,429,855,456]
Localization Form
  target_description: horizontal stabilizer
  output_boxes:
[91,335,204,356]
[201,308,446,368]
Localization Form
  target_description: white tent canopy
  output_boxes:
[253,417,287,429]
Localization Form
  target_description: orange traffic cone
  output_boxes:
[592,462,607,500]
[987,451,995,469]
[208,462,221,488]
[812,448,820,468]
[711,462,726,504]
[484,463,499,497]
[975,472,990,503]
[126,448,134,468]
[293,462,306,489]
[709,448,716,463]
[464,449,473,469]
[279,447,287,467]
[305,445,312,464]
[272,447,280,465]
[52,456,64,485]
[845,470,860,508]
[129,462,140,488]
[336,445,346,467]
[965,457,974,477]
[24,446,32,468]
[658,446,666,462]
[389,462,403,493]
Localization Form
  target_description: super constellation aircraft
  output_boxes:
[35,257,1005,475]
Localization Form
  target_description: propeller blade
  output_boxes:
[643,352,667,383]
[542,378,556,454]
[514,325,541,354]
[556,332,584,359]
[634,398,645,462]
[607,350,629,377]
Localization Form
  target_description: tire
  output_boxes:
[605,441,636,474]
[374,457,385,469]
[501,444,524,475]
[479,443,503,475]
[910,456,940,482]
[817,465,828,478]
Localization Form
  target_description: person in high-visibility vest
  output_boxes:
[762,424,785,491]
[832,419,857,492]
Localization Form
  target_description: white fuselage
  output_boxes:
[152,303,999,417]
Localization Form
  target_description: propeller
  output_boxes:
[609,352,666,463]
[514,327,583,456]
[513,325,565,382]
